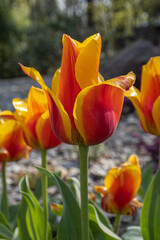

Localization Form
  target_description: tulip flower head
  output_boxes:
[125,56,160,136]
[19,33,135,146]
[0,113,31,162]
[94,154,142,216]
[12,86,61,149]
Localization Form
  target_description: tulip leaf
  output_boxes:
[67,177,81,206]
[138,163,153,201]
[36,166,82,240]
[0,211,11,230]
[68,177,113,231]
[12,227,19,240]
[0,223,13,239]
[34,173,61,200]
[19,176,45,240]
[17,192,32,240]
[121,226,143,240]
[89,204,121,240]
[89,199,113,231]
[141,168,160,240]
[50,202,116,239]
[8,205,19,229]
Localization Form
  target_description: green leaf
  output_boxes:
[0,223,13,239]
[17,192,32,240]
[12,227,20,240]
[89,204,121,240]
[0,211,11,230]
[36,166,82,240]
[68,177,113,232]
[121,226,143,240]
[36,166,120,240]
[67,177,81,205]
[141,168,160,240]
[89,199,113,231]
[50,202,116,239]
[138,163,153,201]
[8,205,19,229]
[34,174,59,200]
[19,176,45,240]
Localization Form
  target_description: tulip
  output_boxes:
[12,86,61,240]
[125,57,160,136]
[12,86,61,149]
[125,56,160,169]
[19,34,135,146]
[0,113,31,218]
[19,33,135,240]
[95,154,142,232]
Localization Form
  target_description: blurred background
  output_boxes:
[1,0,160,79]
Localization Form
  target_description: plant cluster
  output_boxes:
[0,33,160,240]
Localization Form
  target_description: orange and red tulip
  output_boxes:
[0,113,31,162]
[94,155,142,216]
[12,86,61,149]
[19,33,135,145]
[125,57,160,135]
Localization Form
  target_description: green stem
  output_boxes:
[159,137,160,168]
[79,145,89,240]
[2,162,8,219]
[41,149,48,240]
[114,214,121,234]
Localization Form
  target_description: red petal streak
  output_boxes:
[3,127,28,161]
[26,113,41,139]
[39,117,61,149]
[109,170,139,209]
[26,113,41,148]
[45,90,71,144]
[58,35,81,126]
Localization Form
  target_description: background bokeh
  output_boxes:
[1,0,160,79]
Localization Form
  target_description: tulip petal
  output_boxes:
[140,58,160,134]
[51,67,61,96]
[104,162,141,209]
[128,154,139,166]
[141,57,160,107]
[13,98,40,148]
[26,86,48,122]
[12,98,28,121]
[0,120,18,145]
[43,87,74,144]
[107,72,136,91]
[57,35,81,123]
[73,83,124,145]
[124,86,150,133]
[75,33,101,89]
[152,96,160,135]
[101,195,142,215]
[36,110,61,149]
[19,63,45,85]
[0,110,16,120]
[94,186,108,196]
